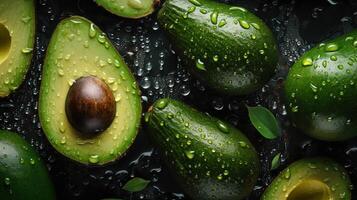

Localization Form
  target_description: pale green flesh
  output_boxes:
[39,16,142,165]
[0,0,35,97]
[95,0,157,19]
[262,158,351,200]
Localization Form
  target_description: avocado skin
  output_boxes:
[262,157,351,200]
[146,99,260,200]
[0,130,56,200]
[158,0,278,95]
[285,30,357,141]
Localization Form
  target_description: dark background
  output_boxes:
[1,0,357,199]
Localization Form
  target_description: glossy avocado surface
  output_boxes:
[285,30,357,141]
[158,0,278,95]
[0,130,56,200]
[145,99,260,200]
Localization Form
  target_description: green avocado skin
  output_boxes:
[158,0,278,95]
[262,157,351,200]
[285,30,357,141]
[146,99,260,200]
[0,130,56,200]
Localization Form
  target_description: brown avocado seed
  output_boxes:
[65,76,116,135]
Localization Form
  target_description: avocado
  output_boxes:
[0,130,56,200]
[157,0,278,95]
[94,0,160,19]
[145,98,260,200]
[262,157,351,200]
[285,30,357,141]
[39,16,142,165]
[0,0,36,97]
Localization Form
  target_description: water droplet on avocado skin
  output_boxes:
[156,99,169,110]
[324,43,339,52]
[302,57,313,66]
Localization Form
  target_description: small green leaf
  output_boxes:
[271,153,281,170]
[122,177,150,192]
[247,106,281,139]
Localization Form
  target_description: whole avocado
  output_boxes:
[158,0,278,95]
[0,130,56,200]
[145,99,260,200]
[285,30,357,141]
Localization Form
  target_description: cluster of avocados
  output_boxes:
[0,0,356,199]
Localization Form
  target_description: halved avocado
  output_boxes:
[262,157,351,200]
[39,16,142,165]
[94,0,160,19]
[0,0,35,97]
[0,130,56,200]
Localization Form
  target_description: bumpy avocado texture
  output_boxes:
[145,99,260,200]
[95,0,159,19]
[262,157,351,200]
[285,30,357,141]
[158,0,278,95]
[39,16,142,165]
[0,130,56,200]
[0,0,35,97]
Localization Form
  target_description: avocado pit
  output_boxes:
[65,76,116,135]
[287,179,331,200]
[0,23,11,65]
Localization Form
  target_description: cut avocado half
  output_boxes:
[39,16,142,165]
[0,130,56,200]
[262,157,351,200]
[94,0,159,19]
[0,0,35,97]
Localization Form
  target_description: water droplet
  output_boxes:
[284,168,291,179]
[310,83,318,92]
[89,155,99,164]
[325,43,339,52]
[89,24,96,38]
[30,158,35,165]
[185,150,195,159]
[251,23,260,30]
[128,0,144,9]
[239,20,250,29]
[302,57,313,66]
[200,9,207,14]
[210,12,218,25]
[21,48,33,54]
[21,16,32,23]
[217,120,229,133]
[188,0,202,6]
[330,55,337,61]
[353,40,357,47]
[337,64,344,70]
[218,19,227,27]
[156,99,168,109]
[213,55,219,62]
[229,7,246,12]
[196,59,206,71]
[4,177,10,185]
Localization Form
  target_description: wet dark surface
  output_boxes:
[1,0,357,199]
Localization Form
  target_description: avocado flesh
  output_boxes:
[262,158,351,200]
[39,16,142,165]
[0,130,56,200]
[145,99,260,200]
[95,0,158,19]
[158,0,278,95]
[285,30,357,141]
[0,0,35,97]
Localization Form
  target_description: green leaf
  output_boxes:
[247,105,281,139]
[271,153,281,170]
[122,177,150,192]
